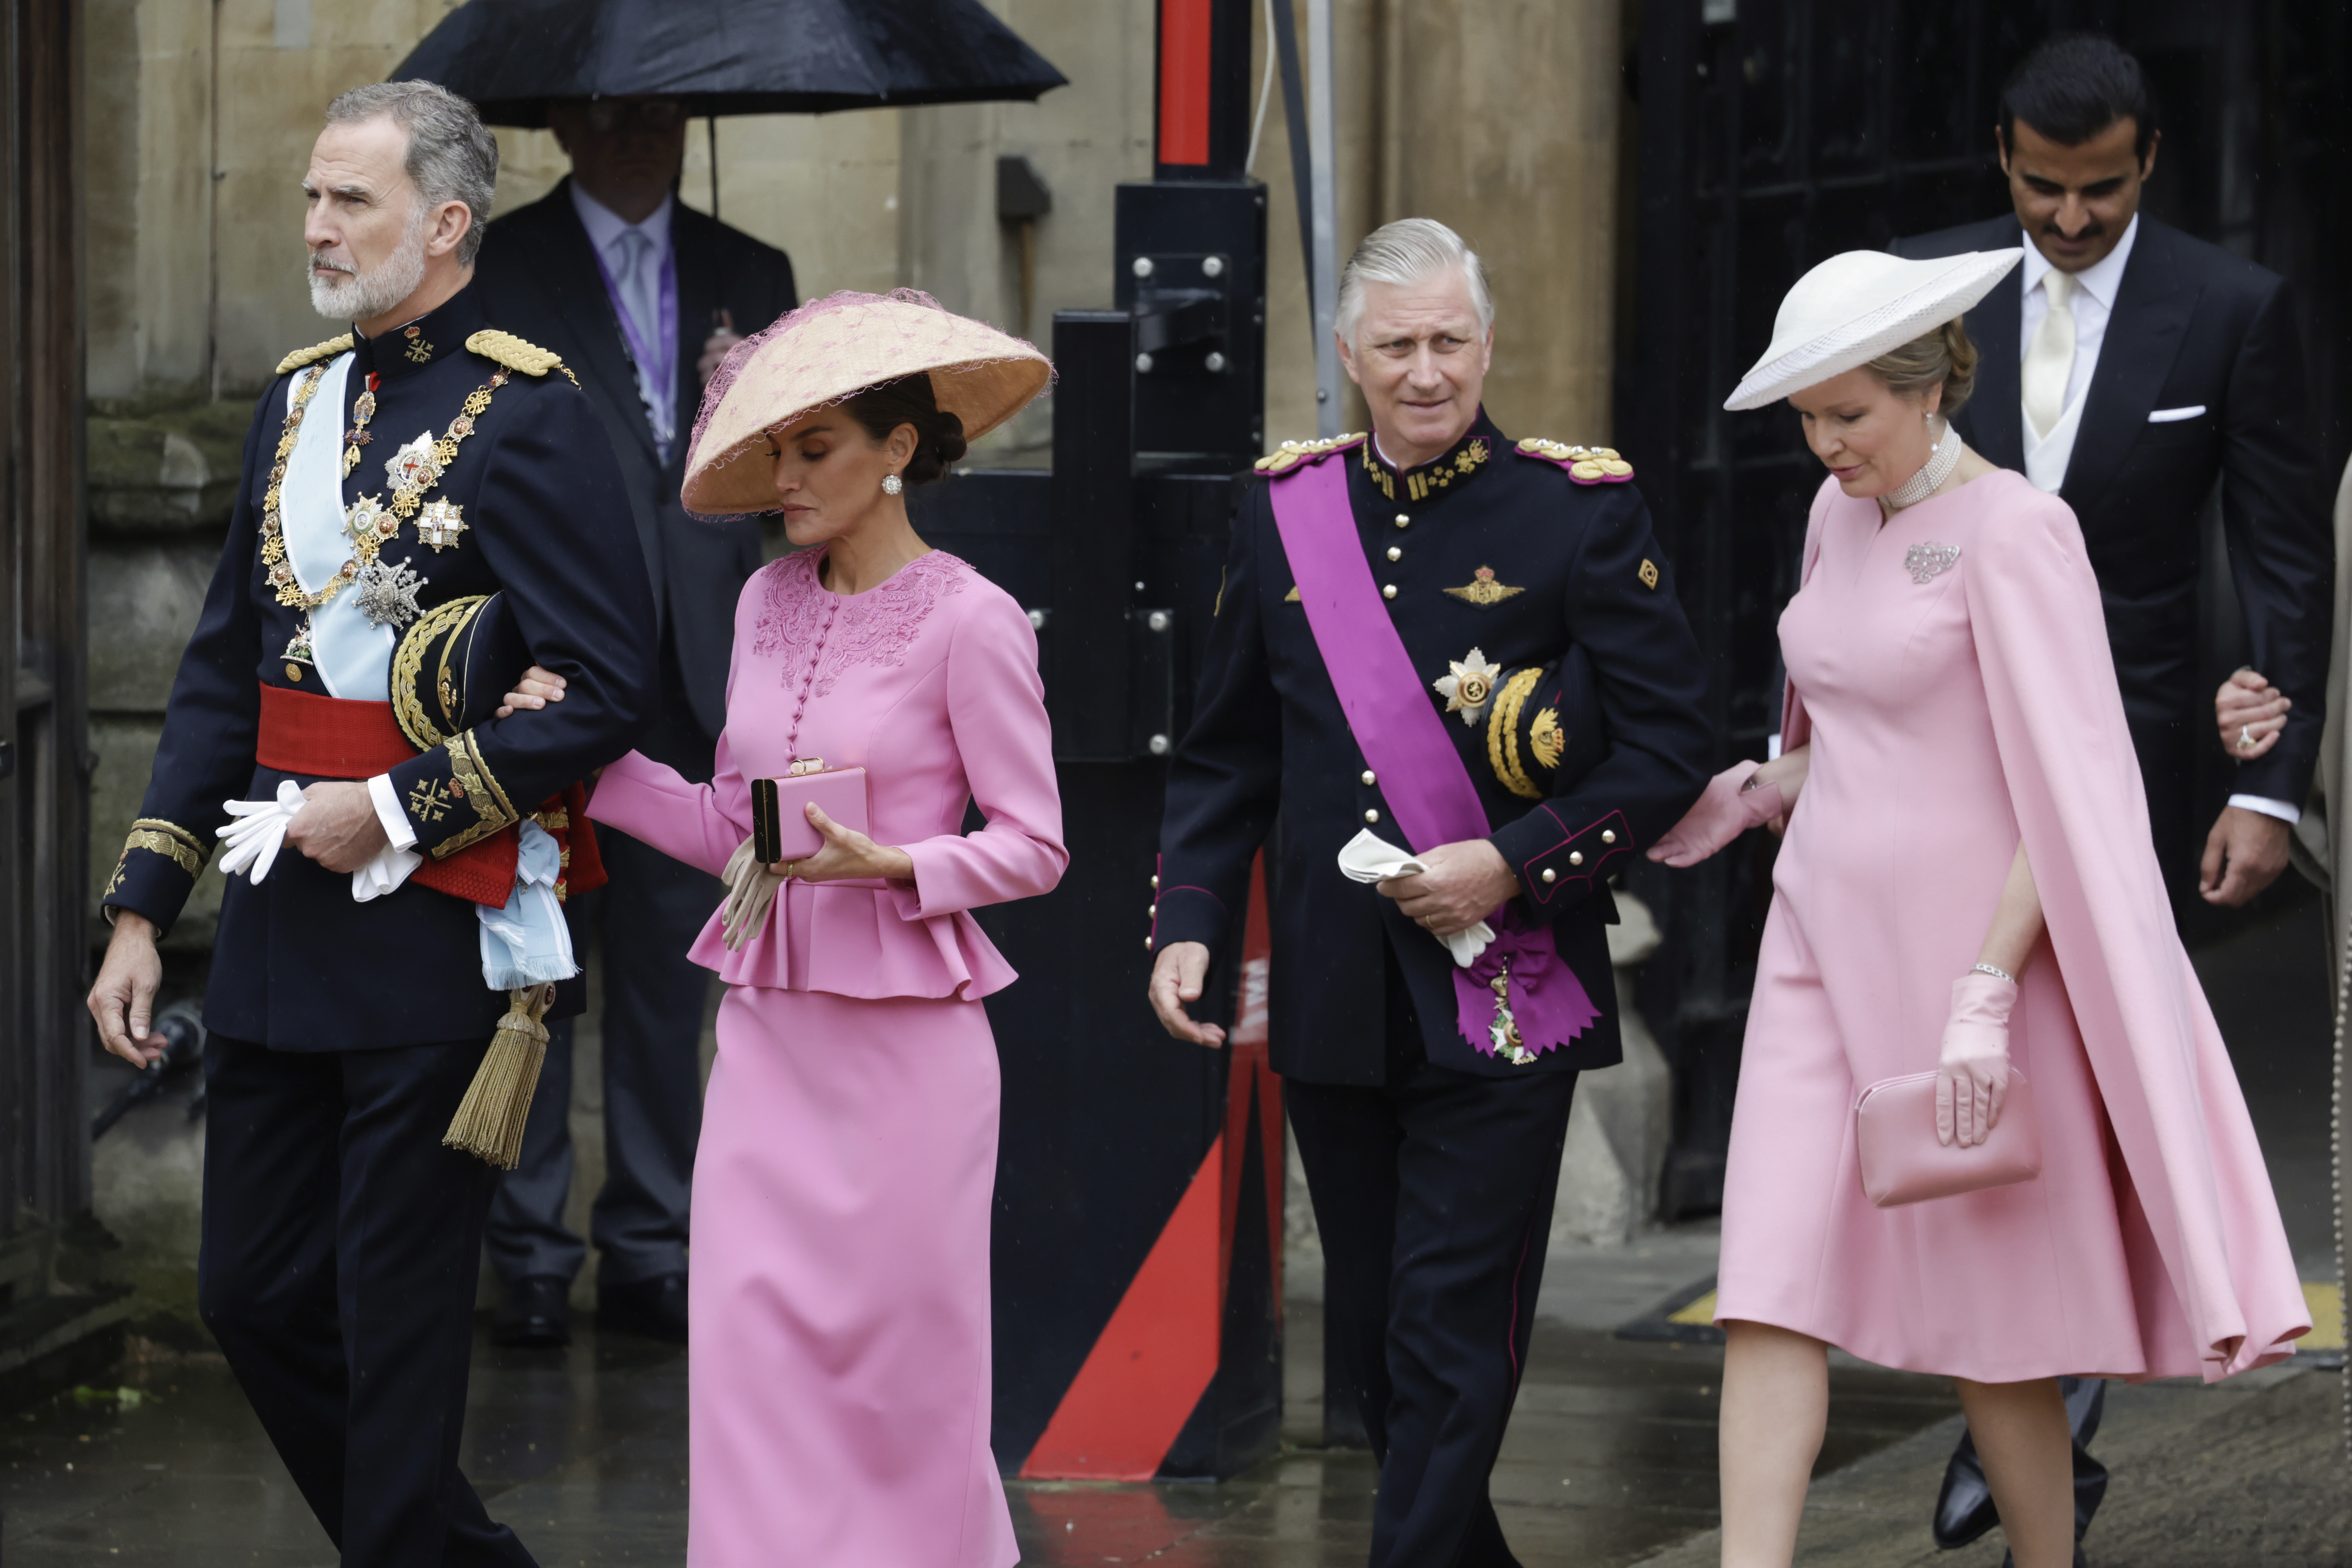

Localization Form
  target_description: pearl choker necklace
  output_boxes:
[1881,419,1963,513]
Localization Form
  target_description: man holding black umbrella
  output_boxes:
[471,95,796,1348]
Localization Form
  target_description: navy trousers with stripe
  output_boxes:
[1285,938,1578,1568]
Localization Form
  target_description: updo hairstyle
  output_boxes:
[840,373,968,486]
[1865,317,1979,419]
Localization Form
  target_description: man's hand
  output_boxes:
[1376,838,1517,937]
[698,308,741,386]
[88,912,166,1067]
[1148,941,1226,1048]
[2200,804,2292,907]
[284,781,391,874]
[2216,667,2288,762]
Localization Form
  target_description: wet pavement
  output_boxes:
[0,1303,1961,1568]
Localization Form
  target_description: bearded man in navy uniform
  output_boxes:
[85,82,654,1568]
[1148,218,1711,1568]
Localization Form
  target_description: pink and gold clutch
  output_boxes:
[750,766,869,864]
[1854,1070,2042,1208]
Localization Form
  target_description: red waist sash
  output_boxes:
[255,682,604,908]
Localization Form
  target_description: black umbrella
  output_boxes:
[393,0,1068,128]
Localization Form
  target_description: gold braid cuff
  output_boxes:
[106,818,210,897]
[434,730,519,857]
[1486,668,1547,802]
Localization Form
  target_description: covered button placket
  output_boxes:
[782,596,840,765]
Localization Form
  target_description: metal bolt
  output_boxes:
[1132,256,1155,278]
[1135,352,1154,374]
[1202,255,1225,278]
[1148,733,1170,756]
[1147,610,1171,632]
[1317,388,1329,402]
[1204,351,1227,373]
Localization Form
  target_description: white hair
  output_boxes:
[1334,218,1494,344]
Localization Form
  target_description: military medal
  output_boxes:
[385,431,445,494]
[343,492,396,547]
[415,498,469,552]
[1443,567,1525,608]
[342,372,381,477]
[1488,960,1537,1066]
[352,558,428,629]
[1434,647,1504,726]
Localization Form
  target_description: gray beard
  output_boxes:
[307,230,427,324]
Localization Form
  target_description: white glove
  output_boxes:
[216,779,306,885]
[350,843,424,902]
[1936,970,2016,1148]
[1336,829,1494,967]
[719,838,786,952]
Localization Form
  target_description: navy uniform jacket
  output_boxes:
[1892,215,2332,812]
[102,284,659,1050]
[1154,414,1711,1085]
[472,179,798,743]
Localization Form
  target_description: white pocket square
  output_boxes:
[2147,405,2207,423]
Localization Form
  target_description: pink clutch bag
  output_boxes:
[1854,1070,2042,1208]
[749,768,870,863]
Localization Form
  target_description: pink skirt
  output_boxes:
[688,986,1017,1568]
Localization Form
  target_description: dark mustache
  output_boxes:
[2038,217,2106,242]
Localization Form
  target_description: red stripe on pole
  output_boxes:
[1019,1136,1225,1479]
[1157,0,1214,165]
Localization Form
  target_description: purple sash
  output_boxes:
[1267,449,1599,1057]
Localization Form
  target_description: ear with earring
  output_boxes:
[882,472,904,495]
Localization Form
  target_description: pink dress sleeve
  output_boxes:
[585,732,754,878]
[898,593,1069,917]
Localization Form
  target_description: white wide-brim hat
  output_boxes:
[682,289,1052,516]
[1723,248,2023,411]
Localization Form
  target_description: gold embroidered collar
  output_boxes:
[1360,427,1494,503]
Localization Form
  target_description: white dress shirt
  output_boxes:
[571,182,679,460]
[2013,216,2296,826]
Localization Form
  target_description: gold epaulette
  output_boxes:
[276,335,354,376]
[1515,437,1635,485]
[466,329,567,378]
[1254,432,1367,475]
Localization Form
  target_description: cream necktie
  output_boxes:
[2023,269,2076,441]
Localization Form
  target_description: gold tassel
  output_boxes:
[442,983,554,1168]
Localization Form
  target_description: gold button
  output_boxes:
[1569,851,1584,866]
[1602,830,1617,845]
[1382,585,1397,600]
[285,663,304,682]
[1144,936,1155,951]
[1364,808,1381,824]
[1394,513,1410,528]
[1387,546,1402,562]
[1152,874,1160,889]
[1148,904,1157,917]
[1541,868,1557,884]
[1361,770,1376,787]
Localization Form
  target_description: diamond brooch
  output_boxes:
[1904,542,1961,584]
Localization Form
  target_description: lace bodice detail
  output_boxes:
[751,547,972,701]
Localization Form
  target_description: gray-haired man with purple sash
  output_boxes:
[1149,218,1711,1568]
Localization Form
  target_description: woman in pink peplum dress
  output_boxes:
[523,292,1064,1565]
[1650,251,2308,1568]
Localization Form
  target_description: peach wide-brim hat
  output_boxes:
[682,288,1053,516]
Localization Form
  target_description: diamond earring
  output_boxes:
[882,472,904,495]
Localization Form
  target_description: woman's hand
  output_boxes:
[1936,970,2017,1147]
[496,665,567,718]
[776,803,914,884]
[1647,753,1796,868]
[1750,746,1808,835]
[2215,667,2287,762]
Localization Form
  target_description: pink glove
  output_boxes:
[1646,760,1785,868]
[1936,971,2016,1148]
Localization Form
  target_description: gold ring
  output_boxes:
[2239,726,2255,751]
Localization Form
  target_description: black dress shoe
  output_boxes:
[1935,1429,1998,1547]
[491,1276,572,1348]
[598,1272,688,1345]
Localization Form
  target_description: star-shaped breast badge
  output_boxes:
[415,499,469,552]
[343,493,396,546]
[385,431,443,495]
[1434,647,1504,726]
[352,558,428,629]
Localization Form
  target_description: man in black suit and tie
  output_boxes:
[1892,35,2332,1562]
[471,96,797,1346]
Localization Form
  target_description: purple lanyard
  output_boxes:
[588,229,679,442]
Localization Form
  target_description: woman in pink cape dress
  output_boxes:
[573,292,1063,1566]
[1653,250,2307,1568]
